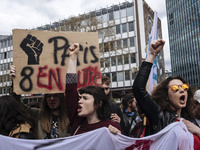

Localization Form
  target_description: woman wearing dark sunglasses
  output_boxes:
[133,39,200,149]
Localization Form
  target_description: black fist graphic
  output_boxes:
[20,34,43,65]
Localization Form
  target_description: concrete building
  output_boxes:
[166,0,200,88]
[0,35,13,95]
[0,0,165,100]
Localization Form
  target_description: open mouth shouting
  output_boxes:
[77,104,82,113]
[179,95,186,104]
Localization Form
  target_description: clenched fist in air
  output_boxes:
[20,34,43,65]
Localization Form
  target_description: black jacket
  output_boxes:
[132,61,197,135]
[122,111,141,136]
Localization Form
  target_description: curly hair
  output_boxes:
[40,93,69,133]
[78,86,110,120]
[151,76,194,120]
[0,96,35,136]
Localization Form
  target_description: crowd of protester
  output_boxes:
[0,40,200,149]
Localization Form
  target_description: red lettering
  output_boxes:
[37,65,63,90]
[77,66,101,88]
[37,65,48,88]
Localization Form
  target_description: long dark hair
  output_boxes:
[0,95,35,136]
[78,86,110,120]
[151,76,194,120]
[40,93,69,133]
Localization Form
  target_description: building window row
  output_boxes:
[0,51,13,60]
[0,62,12,72]
[0,74,11,83]
[103,69,136,83]
[101,53,136,68]
[102,37,135,52]
[0,39,12,49]
[0,87,10,95]
[116,21,134,34]
[95,4,134,20]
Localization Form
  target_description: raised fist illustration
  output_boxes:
[20,34,43,65]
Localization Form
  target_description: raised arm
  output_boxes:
[9,65,22,102]
[65,43,83,134]
[132,39,165,121]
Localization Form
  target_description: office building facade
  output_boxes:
[166,0,200,89]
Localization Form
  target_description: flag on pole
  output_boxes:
[146,11,158,94]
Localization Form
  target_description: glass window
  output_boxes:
[5,63,8,70]
[123,38,128,48]
[125,70,130,80]
[8,51,10,58]
[105,58,110,67]
[4,52,7,59]
[112,72,117,82]
[130,37,135,47]
[114,11,120,19]
[122,23,127,33]
[128,21,134,32]
[117,55,123,65]
[110,41,115,51]
[2,87,5,94]
[99,43,103,53]
[116,24,121,34]
[10,51,13,58]
[104,73,110,79]
[117,40,121,49]
[8,39,12,47]
[131,53,136,63]
[109,12,114,21]
[127,7,133,16]
[111,56,116,66]
[97,16,102,22]
[104,42,109,52]
[117,72,124,81]
[124,54,129,64]
[121,9,126,18]
[102,14,108,22]
[100,59,104,68]
[4,41,7,48]
[81,20,87,26]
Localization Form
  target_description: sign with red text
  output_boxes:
[13,29,101,94]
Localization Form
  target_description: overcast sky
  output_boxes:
[0,0,171,70]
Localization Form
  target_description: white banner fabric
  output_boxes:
[0,119,193,150]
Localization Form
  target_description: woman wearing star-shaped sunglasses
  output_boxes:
[133,39,200,149]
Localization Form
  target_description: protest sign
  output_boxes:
[13,29,101,94]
